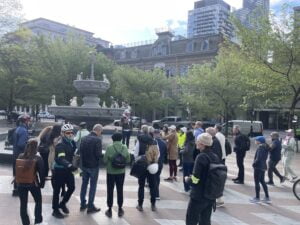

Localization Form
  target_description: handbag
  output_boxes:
[130,155,148,178]
[111,146,127,169]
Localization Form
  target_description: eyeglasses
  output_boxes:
[65,131,74,135]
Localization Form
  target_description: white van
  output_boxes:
[223,120,263,136]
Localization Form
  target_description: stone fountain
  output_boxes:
[48,52,127,127]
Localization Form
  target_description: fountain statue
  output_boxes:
[48,51,126,127]
[51,95,57,106]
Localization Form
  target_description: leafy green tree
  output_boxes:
[234,5,300,125]
[0,29,37,111]
[111,66,171,120]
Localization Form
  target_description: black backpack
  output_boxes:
[204,154,227,200]
[241,134,251,151]
[111,146,127,169]
[6,128,16,146]
[225,139,232,156]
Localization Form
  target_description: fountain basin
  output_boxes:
[48,105,124,127]
[73,80,109,95]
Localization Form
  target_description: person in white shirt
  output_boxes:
[74,122,90,150]
[215,124,226,164]
[214,124,226,207]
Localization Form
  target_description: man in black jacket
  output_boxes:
[79,124,103,213]
[232,125,250,184]
[185,133,219,225]
[52,124,77,219]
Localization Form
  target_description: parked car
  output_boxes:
[113,116,146,128]
[222,120,263,137]
[152,116,192,129]
[0,110,7,116]
[37,111,55,119]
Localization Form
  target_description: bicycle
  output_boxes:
[293,178,300,200]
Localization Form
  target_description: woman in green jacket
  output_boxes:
[103,133,130,218]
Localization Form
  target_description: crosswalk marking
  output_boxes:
[252,213,300,225]
[29,203,66,225]
[212,211,249,225]
[76,196,131,225]
[278,205,300,214]
[154,219,185,225]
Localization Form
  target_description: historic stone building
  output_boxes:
[103,28,222,77]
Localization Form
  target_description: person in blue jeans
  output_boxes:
[250,136,270,204]
[153,129,167,199]
[79,124,103,213]
[181,131,195,192]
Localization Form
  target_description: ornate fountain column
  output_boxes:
[73,51,110,108]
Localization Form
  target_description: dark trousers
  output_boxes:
[268,159,283,183]
[138,171,157,206]
[18,186,42,225]
[80,167,99,208]
[186,198,213,225]
[52,169,75,210]
[107,173,125,208]
[169,160,177,177]
[40,152,49,177]
[254,169,269,199]
[183,162,194,192]
[122,130,131,148]
[236,151,246,182]
[155,163,163,197]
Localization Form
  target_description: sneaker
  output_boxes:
[164,177,173,182]
[87,206,101,214]
[249,197,260,203]
[216,201,225,207]
[136,205,143,212]
[34,217,43,224]
[280,176,287,183]
[52,210,65,219]
[232,177,239,181]
[59,203,69,214]
[105,208,112,218]
[118,208,124,217]
[151,204,157,212]
[261,197,271,204]
[80,205,87,211]
[156,196,160,200]
[266,181,275,186]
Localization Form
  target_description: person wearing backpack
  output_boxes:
[16,138,45,225]
[103,132,130,218]
[133,125,159,212]
[250,136,270,204]
[232,125,250,184]
[12,114,31,196]
[185,133,224,225]
[79,124,103,214]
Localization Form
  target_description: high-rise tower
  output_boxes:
[187,0,234,39]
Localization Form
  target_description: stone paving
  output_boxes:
[0,140,299,225]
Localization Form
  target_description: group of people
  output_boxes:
[10,115,299,225]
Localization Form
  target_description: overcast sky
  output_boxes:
[21,0,298,45]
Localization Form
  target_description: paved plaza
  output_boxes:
[0,140,299,225]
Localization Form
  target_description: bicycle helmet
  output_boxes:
[61,123,74,132]
[147,163,159,174]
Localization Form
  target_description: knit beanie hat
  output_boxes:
[197,133,213,146]
[255,136,265,144]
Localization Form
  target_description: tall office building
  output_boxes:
[235,0,270,29]
[187,0,234,39]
